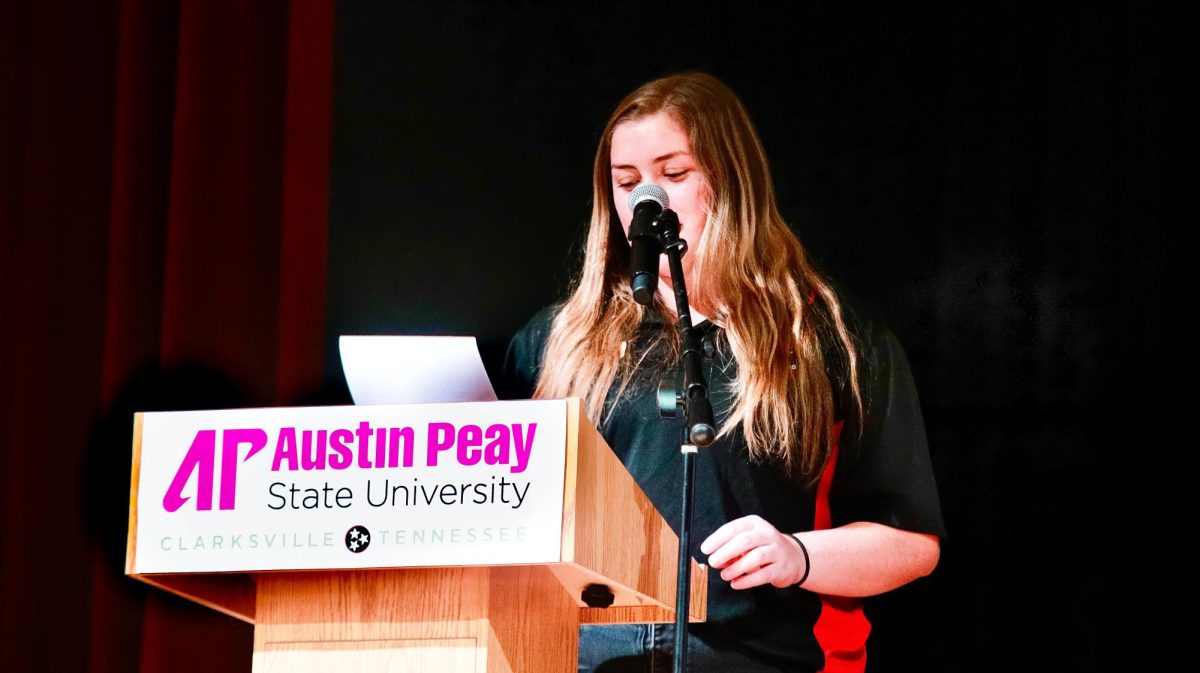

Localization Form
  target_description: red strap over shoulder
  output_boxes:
[812,421,870,673]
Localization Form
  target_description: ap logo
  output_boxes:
[163,429,267,512]
[345,525,371,553]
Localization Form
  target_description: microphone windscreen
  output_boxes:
[628,183,669,212]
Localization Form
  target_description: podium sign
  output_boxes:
[129,399,567,574]
[127,398,706,673]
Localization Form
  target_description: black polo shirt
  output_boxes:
[498,302,945,671]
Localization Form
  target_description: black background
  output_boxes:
[326,2,1176,669]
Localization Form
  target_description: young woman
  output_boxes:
[500,72,944,673]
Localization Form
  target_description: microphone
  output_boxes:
[627,183,669,306]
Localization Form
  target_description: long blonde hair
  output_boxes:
[535,73,862,480]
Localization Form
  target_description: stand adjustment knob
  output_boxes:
[581,583,616,608]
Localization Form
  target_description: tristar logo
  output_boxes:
[345,525,371,553]
[163,429,268,512]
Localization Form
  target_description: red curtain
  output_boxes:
[0,1,334,670]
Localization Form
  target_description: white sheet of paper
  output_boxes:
[338,335,498,405]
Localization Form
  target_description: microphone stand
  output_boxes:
[653,209,717,673]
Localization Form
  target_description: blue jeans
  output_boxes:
[578,624,790,673]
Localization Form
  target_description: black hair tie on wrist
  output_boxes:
[786,533,811,586]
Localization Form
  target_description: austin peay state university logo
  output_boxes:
[159,420,542,513]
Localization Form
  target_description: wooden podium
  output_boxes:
[126,398,706,672]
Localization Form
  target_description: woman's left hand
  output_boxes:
[700,515,807,590]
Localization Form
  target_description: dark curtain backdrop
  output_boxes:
[0,1,333,671]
